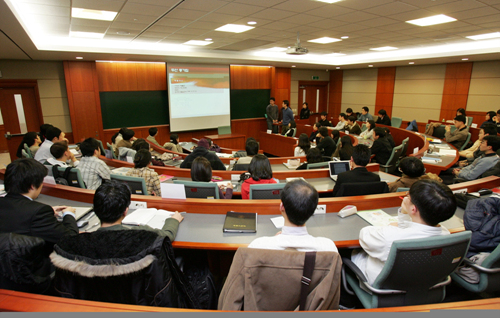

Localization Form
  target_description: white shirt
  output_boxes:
[34,140,54,162]
[248,226,338,252]
[294,147,306,157]
[47,157,79,167]
[351,209,449,285]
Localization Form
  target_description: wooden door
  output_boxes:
[298,81,328,115]
[0,81,44,162]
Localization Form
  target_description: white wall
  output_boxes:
[341,68,377,113]
[467,61,500,112]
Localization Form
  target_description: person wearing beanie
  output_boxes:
[180,138,226,170]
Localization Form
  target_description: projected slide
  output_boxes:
[167,64,231,132]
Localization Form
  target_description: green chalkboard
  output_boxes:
[100,91,169,129]
[230,89,271,119]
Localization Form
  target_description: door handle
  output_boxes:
[4,132,25,140]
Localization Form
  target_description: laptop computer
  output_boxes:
[328,160,350,181]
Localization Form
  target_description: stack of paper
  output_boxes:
[122,208,176,229]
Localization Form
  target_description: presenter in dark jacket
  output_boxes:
[180,138,226,171]
[316,126,336,157]
[332,145,381,197]
[370,127,393,164]
[375,109,392,126]
[300,102,311,119]
[0,158,78,251]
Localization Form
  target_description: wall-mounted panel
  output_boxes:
[230,65,272,89]
[96,62,167,92]
[467,61,500,112]
[341,69,377,111]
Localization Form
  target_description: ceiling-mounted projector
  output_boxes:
[286,32,308,55]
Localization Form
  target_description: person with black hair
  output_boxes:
[191,157,233,199]
[388,157,442,192]
[248,179,337,251]
[294,133,310,157]
[16,132,41,158]
[94,180,183,240]
[111,127,128,151]
[332,136,354,161]
[282,120,296,137]
[375,109,391,126]
[495,109,500,134]
[125,149,161,196]
[241,154,277,199]
[332,145,380,197]
[163,133,183,153]
[39,124,54,143]
[383,127,396,148]
[266,97,279,133]
[34,126,68,163]
[357,106,373,122]
[300,102,310,119]
[331,129,340,145]
[445,115,468,150]
[351,179,456,285]
[370,127,393,164]
[280,100,294,135]
[316,126,336,157]
[453,135,500,180]
[345,116,361,135]
[117,138,150,162]
[333,113,347,131]
[480,111,496,129]
[48,141,79,167]
[456,108,467,117]
[359,119,376,144]
[0,158,78,250]
[309,122,321,143]
[296,148,323,170]
[234,140,259,166]
[459,124,497,160]
[114,128,135,158]
[77,138,111,190]
[318,112,333,127]
[180,138,225,171]
[345,108,354,118]
[146,127,161,147]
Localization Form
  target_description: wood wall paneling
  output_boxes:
[117,64,138,91]
[96,62,167,92]
[273,67,291,104]
[230,65,272,90]
[96,62,117,92]
[328,70,343,116]
[440,62,473,121]
[375,67,396,117]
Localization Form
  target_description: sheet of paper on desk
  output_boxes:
[271,216,285,229]
[122,208,175,229]
[216,153,232,158]
[160,183,186,199]
[439,149,456,156]
[357,210,398,227]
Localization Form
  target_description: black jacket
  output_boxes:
[317,136,336,157]
[332,167,381,197]
[463,197,500,257]
[51,230,200,308]
[300,108,310,119]
[180,147,226,171]
[376,116,392,126]
[371,137,393,164]
[318,119,333,127]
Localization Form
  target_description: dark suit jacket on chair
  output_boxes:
[316,136,336,157]
[371,137,393,164]
[332,167,381,197]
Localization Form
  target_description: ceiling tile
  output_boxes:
[305,5,354,18]
[110,21,149,31]
[70,24,108,33]
[358,17,401,27]
[364,1,419,16]
[23,3,70,17]
[71,19,112,28]
[215,3,264,15]
[271,0,327,13]
[121,2,171,16]
[197,12,242,23]
[336,0,394,10]
[114,13,157,24]
[178,0,229,11]
[451,7,500,20]
[335,11,380,23]
[72,0,126,11]
[155,18,192,27]
[251,8,299,20]
[425,0,487,14]
[163,8,209,20]
[233,0,288,7]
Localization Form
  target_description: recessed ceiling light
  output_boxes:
[308,37,341,44]
[69,31,104,39]
[409,62,414,64]
[316,0,343,3]
[264,47,287,52]
[406,14,456,27]
[336,67,340,69]
[462,58,469,61]
[368,65,373,67]
[215,24,254,33]
[76,57,83,59]
[370,46,398,51]
[184,40,212,46]
[71,8,117,21]
[341,36,349,39]
[466,32,500,40]
[247,21,257,25]
[205,38,212,41]
[291,65,296,67]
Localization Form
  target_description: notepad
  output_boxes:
[357,210,398,227]
[223,211,257,233]
[159,174,175,182]
[122,208,177,229]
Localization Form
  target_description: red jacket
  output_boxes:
[241,178,277,199]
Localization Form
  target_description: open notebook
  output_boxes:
[122,208,177,229]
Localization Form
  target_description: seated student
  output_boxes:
[445,115,468,150]
[309,122,321,143]
[146,127,161,147]
[16,132,41,158]
[233,137,257,158]
[163,133,183,153]
[332,136,354,161]
[332,145,380,197]
[294,133,310,157]
[111,127,127,152]
[345,116,361,135]
[126,149,161,196]
[77,138,111,190]
[345,108,354,118]
[495,109,500,134]
[0,158,78,249]
[331,129,340,146]
[375,109,391,126]
[388,157,442,192]
[118,138,150,161]
[180,138,226,171]
[351,179,456,285]
[318,112,333,127]
[457,108,467,118]
[39,123,54,143]
[370,127,393,164]
[300,102,310,119]
[114,128,135,158]
[47,142,79,167]
[93,180,183,241]
[459,124,497,160]
[248,179,338,252]
[359,119,376,143]
[333,113,347,131]
[296,148,323,170]
[235,140,259,167]
[191,157,233,199]
[316,126,336,157]
[452,135,500,181]
[282,120,296,137]
[383,127,396,148]
[480,111,496,129]
[357,106,373,122]
[34,126,68,163]
[241,154,277,199]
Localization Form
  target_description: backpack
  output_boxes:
[52,166,73,186]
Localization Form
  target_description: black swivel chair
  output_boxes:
[335,181,389,197]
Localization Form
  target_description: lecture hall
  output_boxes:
[1,0,500,314]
